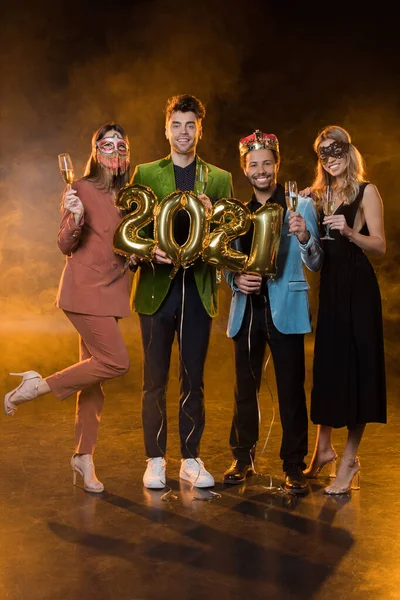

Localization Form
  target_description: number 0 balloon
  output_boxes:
[154,191,208,277]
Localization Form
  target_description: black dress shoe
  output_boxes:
[223,460,253,484]
[284,465,309,495]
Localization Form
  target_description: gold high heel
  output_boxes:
[71,454,104,494]
[324,457,361,495]
[304,452,338,479]
[4,371,42,416]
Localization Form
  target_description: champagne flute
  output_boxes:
[58,153,74,189]
[285,180,298,236]
[321,185,335,241]
[194,162,208,196]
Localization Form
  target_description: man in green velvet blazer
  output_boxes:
[130,94,233,490]
[131,154,231,318]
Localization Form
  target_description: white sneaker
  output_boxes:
[179,458,215,488]
[143,457,166,489]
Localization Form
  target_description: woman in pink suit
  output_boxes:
[4,123,132,493]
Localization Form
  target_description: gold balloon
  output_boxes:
[202,198,251,272]
[154,191,208,277]
[244,202,283,277]
[180,192,209,269]
[113,183,157,260]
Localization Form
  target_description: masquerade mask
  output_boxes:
[96,134,130,175]
[318,140,350,163]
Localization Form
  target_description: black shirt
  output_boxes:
[240,183,286,257]
[173,159,197,246]
[240,183,286,297]
[173,159,196,193]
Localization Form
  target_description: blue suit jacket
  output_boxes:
[225,195,323,337]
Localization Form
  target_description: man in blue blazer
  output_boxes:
[224,130,323,493]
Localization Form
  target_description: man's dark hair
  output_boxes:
[240,148,280,170]
[165,94,206,122]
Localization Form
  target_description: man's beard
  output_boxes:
[173,138,196,154]
[248,174,274,192]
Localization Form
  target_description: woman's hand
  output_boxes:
[64,188,84,225]
[323,214,352,237]
[129,255,142,267]
[299,186,314,198]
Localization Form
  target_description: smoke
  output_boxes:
[0,1,399,381]
[0,0,249,380]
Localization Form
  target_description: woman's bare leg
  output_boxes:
[304,425,336,477]
[324,424,365,494]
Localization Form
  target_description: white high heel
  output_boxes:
[71,454,104,494]
[4,371,42,416]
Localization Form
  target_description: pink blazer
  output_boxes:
[56,179,131,317]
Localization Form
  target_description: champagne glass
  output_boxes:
[58,153,74,189]
[321,185,335,241]
[285,180,298,236]
[194,162,208,196]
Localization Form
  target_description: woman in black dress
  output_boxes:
[302,125,386,494]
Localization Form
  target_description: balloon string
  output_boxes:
[257,297,292,495]
[160,486,178,502]
[152,262,179,503]
[244,296,261,474]
[258,352,274,460]
[255,352,277,490]
[142,308,172,503]
[245,295,285,493]
[150,261,155,312]
[141,261,167,487]
[179,271,196,460]
[147,261,165,460]
[178,268,220,502]
[146,316,167,466]
[121,256,130,273]
[246,296,259,468]
[142,263,217,503]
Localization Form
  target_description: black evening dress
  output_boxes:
[311,182,386,428]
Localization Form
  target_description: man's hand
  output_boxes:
[152,247,172,264]
[289,212,310,244]
[234,273,262,295]
[197,193,212,214]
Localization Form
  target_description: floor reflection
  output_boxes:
[0,322,399,599]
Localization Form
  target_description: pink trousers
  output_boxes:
[46,311,130,454]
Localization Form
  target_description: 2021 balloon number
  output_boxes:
[113,183,283,277]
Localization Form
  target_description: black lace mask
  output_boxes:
[318,140,350,162]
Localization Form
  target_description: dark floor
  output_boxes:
[1,311,399,600]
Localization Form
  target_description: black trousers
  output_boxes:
[231,294,308,471]
[139,270,212,458]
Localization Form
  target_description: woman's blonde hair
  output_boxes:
[312,125,366,204]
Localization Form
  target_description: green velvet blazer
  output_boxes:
[130,155,233,317]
